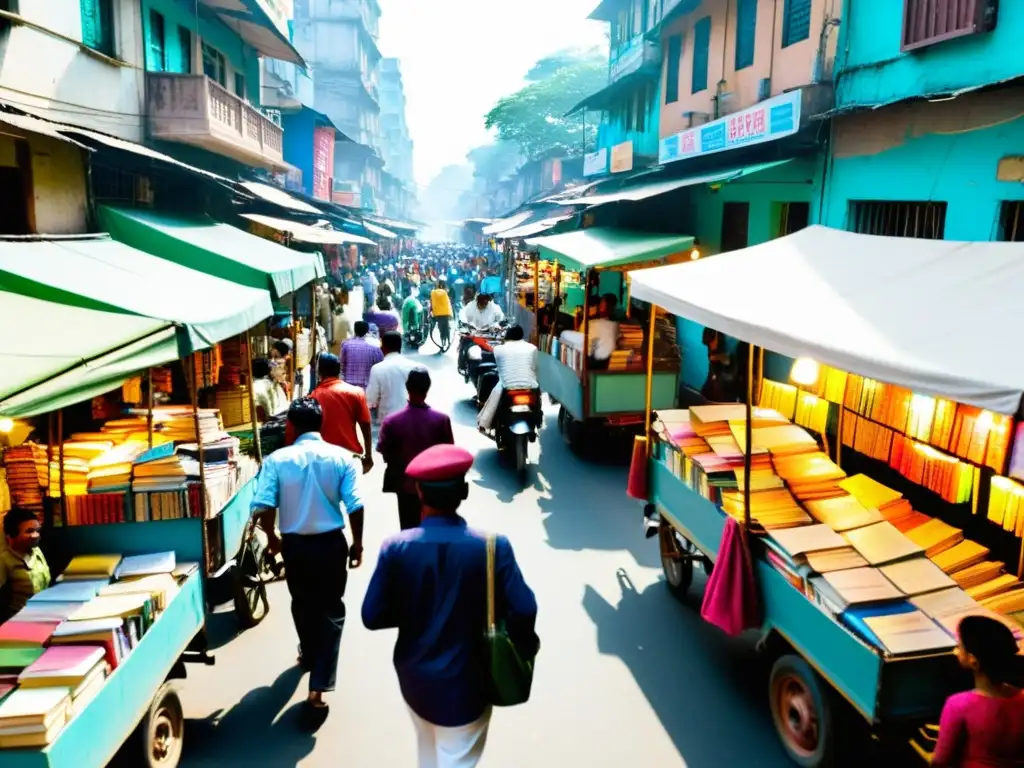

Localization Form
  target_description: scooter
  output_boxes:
[403,310,428,349]
[457,325,504,395]
[476,376,542,486]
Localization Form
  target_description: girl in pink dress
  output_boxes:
[933,615,1024,767]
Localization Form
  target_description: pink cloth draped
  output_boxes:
[701,517,762,636]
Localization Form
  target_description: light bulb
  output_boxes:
[790,357,819,387]
[689,248,700,260]
[0,418,13,434]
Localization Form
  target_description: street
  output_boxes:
[175,337,796,768]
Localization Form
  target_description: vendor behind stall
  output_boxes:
[587,293,621,371]
[0,508,50,622]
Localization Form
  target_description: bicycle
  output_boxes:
[430,311,453,353]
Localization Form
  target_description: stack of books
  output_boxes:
[1,444,48,512]
[48,441,114,497]
[18,646,107,719]
[774,452,847,503]
[86,440,150,494]
[0,687,71,748]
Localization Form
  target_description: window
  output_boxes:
[778,202,810,235]
[146,10,165,72]
[849,201,947,239]
[173,27,192,74]
[80,0,114,56]
[782,0,811,47]
[721,202,750,252]
[998,201,1024,241]
[202,43,226,88]
[901,0,999,52]
[234,72,246,100]
[735,0,757,70]
[665,34,682,104]
[691,16,711,94]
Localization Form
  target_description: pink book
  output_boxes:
[19,646,105,682]
[0,621,60,647]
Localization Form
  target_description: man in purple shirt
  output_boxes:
[362,444,538,768]
[364,296,401,335]
[377,368,454,530]
[340,320,384,389]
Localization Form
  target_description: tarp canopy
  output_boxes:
[363,222,397,239]
[99,206,324,300]
[483,211,533,236]
[628,225,1024,415]
[241,214,376,246]
[569,160,792,207]
[526,227,695,272]
[238,181,323,214]
[199,0,305,65]
[0,291,180,418]
[0,236,272,353]
[497,216,575,240]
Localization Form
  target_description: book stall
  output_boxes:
[0,223,326,766]
[521,228,690,451]
[627,226,1024,766]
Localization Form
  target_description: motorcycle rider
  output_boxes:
[477,324,538,432]
[401,286,424,345]
[458,292,505,372]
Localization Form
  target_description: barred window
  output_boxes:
[998,201,1024,242]
[848,201,947,239]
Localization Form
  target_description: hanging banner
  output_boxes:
[611,140,634,173]
[659,89,802,165]
[584,148,608,177]
[312,126,335,201]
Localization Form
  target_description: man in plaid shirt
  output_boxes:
[340,321,384,389]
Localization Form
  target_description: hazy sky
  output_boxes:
[378,0,606,188]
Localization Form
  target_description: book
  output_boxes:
[115,552,176,579]
[805,495,883,532]
[99,574,178,612]
[820,567,904,606]
[905,519,964,558]
[0,686,70,730]
[0,647,45,672]
[60,554,122,581]
[880,558,957,596]
[0,717,66,748]
[932,540,990,574]
[67,594,152,629]
[28,580,109,603]
[13,602,82,623]
[805,548,869,573]
[980,588,1024,615]
[862,610,956,656]
[844,522,924,566]
[768,524,848,558]
[951,561,1006,590]
[966,574,1021,602]
[838,474,903,511]
[18,646,106,688]
[0,621,59,648]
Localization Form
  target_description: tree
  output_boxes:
[484,49,607,162]
[466,141,521,186]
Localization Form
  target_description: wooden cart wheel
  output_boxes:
[768,654,834,768]
[138,682,184,768]
[659,521,694,601]
[233,522,271,629]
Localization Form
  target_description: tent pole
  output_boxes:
[290,294,299,398]
[310,282,318,373]
[643,305,657,457]
[532,254,540,344]
[57,409,65,525]
[743,345,754,530]
[245,328,263,464]
[189,354,209,522]
[146,368,154,449]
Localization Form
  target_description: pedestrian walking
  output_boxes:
[362,444,538,767]
[296,353,373,474]
[366,331,419,425]
[253,398,365,726]
[376,368,454,530]
[340,320,384,389]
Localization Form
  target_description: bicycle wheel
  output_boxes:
[430,320,450,352]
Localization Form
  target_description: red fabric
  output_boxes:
[700,517,761,636]
[626,436,648,501]
[308,377,371,455]
[406,444,474,482]
[933,690,1024,768]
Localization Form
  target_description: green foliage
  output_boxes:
[466,141,522,184]
[484,50,607,162]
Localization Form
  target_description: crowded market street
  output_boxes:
[171,293,792,768]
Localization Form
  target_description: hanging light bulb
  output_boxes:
[0,418,13,434]
[689,247,700,260]
[790,357,820,387]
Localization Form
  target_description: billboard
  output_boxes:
[312,126,335,201]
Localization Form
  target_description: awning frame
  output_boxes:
[526,227,695,273]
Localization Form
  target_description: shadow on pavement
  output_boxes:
[180,666,315,767]
[582,569,791,768]
[532,414,660,568]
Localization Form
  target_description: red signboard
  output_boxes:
[312,126,335,201]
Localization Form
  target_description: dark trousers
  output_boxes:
[396,492,423,530]
[281,529,348,693]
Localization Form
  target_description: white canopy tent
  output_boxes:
[627,225,1024,415]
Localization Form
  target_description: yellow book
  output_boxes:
[966,574,1021,602]
[838,474,903,511]
[906,519,964,558]
[61,555,122,580]
[933,540,991,574]
[67,594,149,622]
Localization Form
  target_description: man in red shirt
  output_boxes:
[289,353,374,474]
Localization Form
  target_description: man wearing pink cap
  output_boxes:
[362,444,538,768]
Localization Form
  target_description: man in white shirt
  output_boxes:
[477,325,538,431]
[587,293,620,370]
[366,331,419,424]
[459,292,505,330]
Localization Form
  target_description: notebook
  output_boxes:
[966,574,1021,602]
[880,558,956,596]
[67,594,151,625]
[0,621,59,648]
[14,602,83,623]
[905,519,964,558]
[932,540,990,574]
[951,561,1005,589]
[844,522,924,566]
[18,646,106,688]
[768,524,847,558]
[862,610,956,656]
[838,474,903,510]
[99,574,178,612]
[60,554,122,581]
[805,495,883,532]
[980,589,1024,615]
[0,686,70,729]
[115,551,176,579]
[28,580,109,603]
[820,567,904,606]
[912,587,979,621]
[0,647,46,672]
[805,548,869,573]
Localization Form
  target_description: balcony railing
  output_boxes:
[610,38,661,82]
[147,73,285,170]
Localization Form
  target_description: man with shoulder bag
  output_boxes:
[361,444,538,768]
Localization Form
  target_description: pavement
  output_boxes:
[173,326,798,767]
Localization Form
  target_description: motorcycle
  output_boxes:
[457,324,505,396]
[477,379,542,486]
[403,307,428,349]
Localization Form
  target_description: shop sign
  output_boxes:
[611,140,634,173]
[659,89,802,165]
[584,148,608,177]
[312,126,335,201]
[332,190,359,207]
[551,158,563,186]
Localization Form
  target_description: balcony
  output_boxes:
[147,73,285,171]
[610,38,661,82]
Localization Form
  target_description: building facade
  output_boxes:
[292,0,384,210]
[379,58,414,187]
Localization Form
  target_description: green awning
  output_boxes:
[0,236,273,353]
[99,206,325,300]
[0,290,180,418]
[525,227,695,272]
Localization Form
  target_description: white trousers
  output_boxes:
[408,706,491,768]
[477,384,504,430]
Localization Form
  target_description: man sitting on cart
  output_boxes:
[0,508,51,622]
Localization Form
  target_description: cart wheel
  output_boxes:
[233,525,271,629]
[768,654,834,768]
[659,521,694,601]
[561,409,586,455]
[138,682,184,768]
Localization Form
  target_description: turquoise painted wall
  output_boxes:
[820,101,1024,240]
[142,0,261,103]
[597,97,661,159]
[836,0,1024,109]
